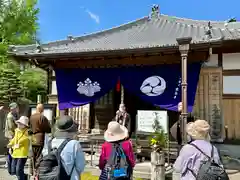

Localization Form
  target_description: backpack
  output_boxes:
[106,143,131,180]
[188,143,229,180]
[36,138,72,180]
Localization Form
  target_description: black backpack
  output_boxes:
[106,143,131,180]
[188,143,229,180]
[37,139,72,180]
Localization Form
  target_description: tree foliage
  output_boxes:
[0,0,47,103]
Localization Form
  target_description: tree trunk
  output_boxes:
[151,151,165,180]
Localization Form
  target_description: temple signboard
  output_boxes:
[136,110,168,134]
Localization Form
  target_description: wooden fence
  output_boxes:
[68,104,90,133]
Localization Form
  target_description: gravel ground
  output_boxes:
[0,155,240,180]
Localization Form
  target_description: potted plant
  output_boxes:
[149,112,167,152]
[148,112,167,180]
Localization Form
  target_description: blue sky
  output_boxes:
[38,0,239,43]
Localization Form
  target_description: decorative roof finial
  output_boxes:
[149,4,160,20]
[67,35,74,41]
[228,17,237,23]
[205,21,212,39]
[35,41,42,53]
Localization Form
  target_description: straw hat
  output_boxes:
[54,115,78,138]
[186,119,210,140]
[104,121,128,142]
[16,116,29,127]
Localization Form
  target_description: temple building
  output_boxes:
[8,7,240,142]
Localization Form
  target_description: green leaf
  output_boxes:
[0,0,45,103]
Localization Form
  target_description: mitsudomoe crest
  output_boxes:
[140,76,166,96]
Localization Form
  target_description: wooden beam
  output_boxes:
[47,69,51,95]
[53,51,208,68]
[213,41,240,54]
[218,52,223,67]
[223,94,240,99]
[223,69,240,76]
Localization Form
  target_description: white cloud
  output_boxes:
[81,6,100,24]
[85,9,100,24]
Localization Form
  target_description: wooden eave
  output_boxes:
[12,38,240,69]
[11,46,210,69]
[10,42,214,68]
[212,40,240,54]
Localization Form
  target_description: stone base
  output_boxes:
[91,128,104,134]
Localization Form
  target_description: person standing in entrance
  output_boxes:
[170,102,195,153]
[170,102,183,149]
[29,104,51,169]
[5,102,19,168]
[115,104,131,137]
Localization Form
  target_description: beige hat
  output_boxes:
[104,121,128,142]
[186,119,210,140]
[16,116,29,127]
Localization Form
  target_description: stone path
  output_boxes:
[0,155,240,180]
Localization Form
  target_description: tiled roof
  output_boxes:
[9,14,240,56]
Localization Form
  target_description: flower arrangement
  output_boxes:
[149,112,167,152]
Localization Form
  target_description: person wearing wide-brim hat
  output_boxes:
[173,120,223,180]
[99,121,135,180]
[7,116,29,180]
[43,115,85,180]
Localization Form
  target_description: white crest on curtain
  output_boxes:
[140,76,166,96]
[77,78,101,97]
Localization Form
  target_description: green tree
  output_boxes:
[0,0,46,103]
[19,67,47,102]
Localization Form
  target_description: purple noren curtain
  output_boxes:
[119,63,202,112]
[55,68,119,110]
[55,63,201,112]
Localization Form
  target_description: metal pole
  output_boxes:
[121,85,124,104]
[176,37,192,145]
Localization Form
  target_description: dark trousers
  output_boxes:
[7,152,13,174]
[11,158,27,180]
[32,145,44,168]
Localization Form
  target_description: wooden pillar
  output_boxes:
[37,95,42,104]
[177,37,192,145]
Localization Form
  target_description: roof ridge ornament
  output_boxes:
[35,41,42,53]
[149,4,160,20]
[204,21,212,39]
[67,35,75,41]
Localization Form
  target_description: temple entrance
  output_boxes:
[113,88,179,139]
